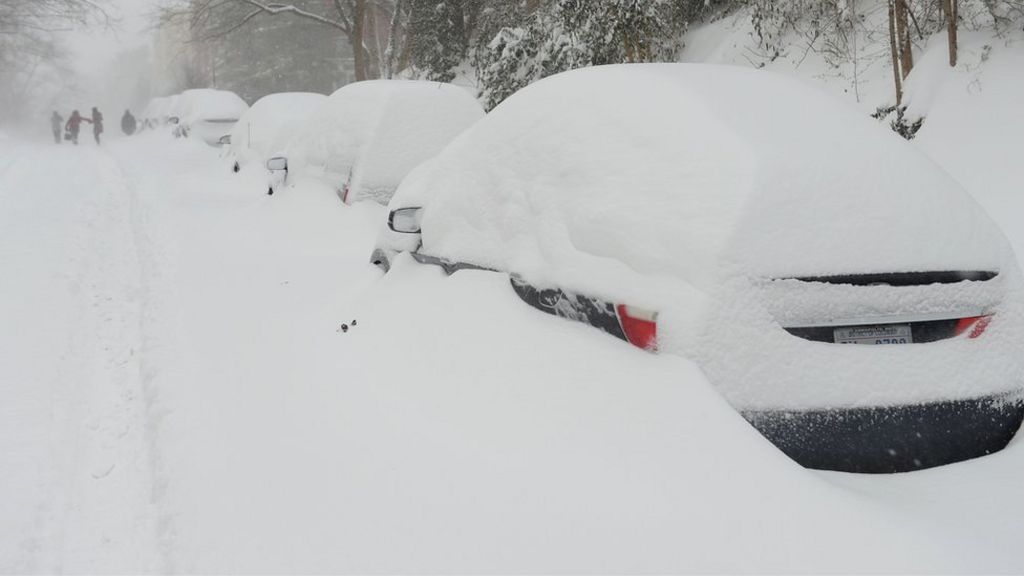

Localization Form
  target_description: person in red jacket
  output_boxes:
[64,110,85,145]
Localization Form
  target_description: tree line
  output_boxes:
[157,0,1024,109]
[0,0,111,124]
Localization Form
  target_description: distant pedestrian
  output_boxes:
[121,109,137,136]
[90,107,104,144]
[50,111,63,144]
[65,110,85,145]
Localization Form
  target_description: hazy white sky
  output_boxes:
[65,0,155,76]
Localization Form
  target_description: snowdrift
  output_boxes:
[389,63,1024,410]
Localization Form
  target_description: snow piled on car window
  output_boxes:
[286,80,483,204]
[229,92,326,169]
[179,89,249,124]
[389,63,1023,409]
[400,64,1009,296]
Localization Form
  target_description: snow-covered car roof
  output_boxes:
[229,92,327,169]
[163,94,184,120]
[142,97,168,121]
[286,80,484,204]
[393,64,1011,301]
[179,89,249,125]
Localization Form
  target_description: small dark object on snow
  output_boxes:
[871,105,923,140]
[339,324,349,333]
[351,319,357,326]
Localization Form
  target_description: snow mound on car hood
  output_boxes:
[397,64,1010,303]
[230,92,326,168]
[142,97,169,121]
[180,89,249,124]
[287,80,483,204]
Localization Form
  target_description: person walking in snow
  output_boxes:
[50,111,63,144]
[121,109,137,136]
[65,110,85,145]
[89,107,104,145]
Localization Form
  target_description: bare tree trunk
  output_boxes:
[945,0,958,66]
[888,0,903,104]
[351,0,369,81]
[894,0,913,79]
[383,0,404,78]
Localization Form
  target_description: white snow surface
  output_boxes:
[229,92,326,169]
[2,131,1024,574]
[3,29,1024,574]
[389,63,1023,408]
[178,89,249,124]
[286,80,484,204]
[400,64,1010,296]
[141,96,170,123]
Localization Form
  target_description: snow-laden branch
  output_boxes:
[238,0,352,33]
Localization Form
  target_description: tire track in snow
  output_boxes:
[73,146,177,572]
[30,145,167,572]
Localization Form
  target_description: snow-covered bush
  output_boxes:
[475,0,688,110]
[405,0,469,82]
[872,105,924,139]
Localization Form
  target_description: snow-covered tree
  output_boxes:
[475,0,688,110]
[404,0,469,82]
[0,0,111,124]
[155,0,357,100]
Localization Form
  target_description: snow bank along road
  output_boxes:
[3,131,1024,573]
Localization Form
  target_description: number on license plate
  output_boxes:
[834,324,913,345]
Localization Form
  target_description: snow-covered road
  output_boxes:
[0,141,166,571]
[3,130,1024,573]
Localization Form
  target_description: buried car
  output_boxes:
[228,92,327,175]
[174,89,249,146]
[280,80,484,202]
[374,63,1024,474]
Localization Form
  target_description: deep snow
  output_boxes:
[2,27,1024,575]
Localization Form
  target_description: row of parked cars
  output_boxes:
[143,64,1024,474]
[141,88,250,145]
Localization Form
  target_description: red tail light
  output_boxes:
[617,304,658,351]
[954,315,993,339]
[341,183,350,204]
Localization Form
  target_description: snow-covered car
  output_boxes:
[174,89,249,146]
[140,96,168,130]
[375,63,1024,474]
[228,92,327,175]
[281,80,484,203]
[164,94,184,126]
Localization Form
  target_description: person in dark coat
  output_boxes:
[50,111,63,144]
[121,109,137,136]
[90,107,104,144]
[65,110,84,145]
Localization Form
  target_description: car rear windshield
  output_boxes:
[790,271,997,286]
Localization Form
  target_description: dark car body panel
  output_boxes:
[507,272,1023,473]
[745,395,1024,473]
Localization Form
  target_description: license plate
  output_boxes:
[834,324,913,345]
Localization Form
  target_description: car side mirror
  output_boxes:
[388,207,423,234]
[266,156,288,171]
[218,134,231,146]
